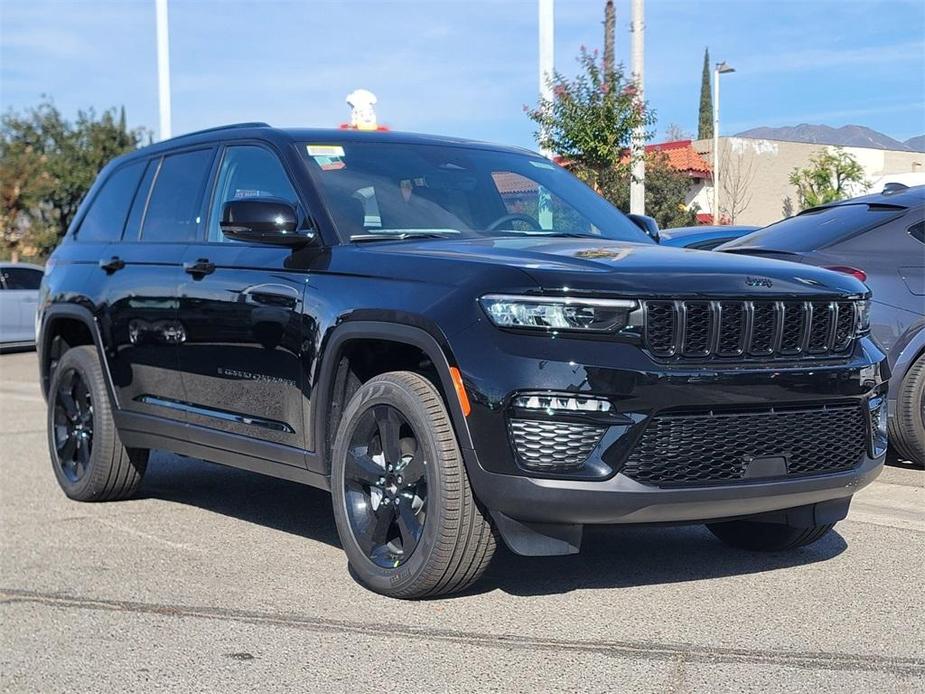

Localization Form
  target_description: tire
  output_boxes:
[47,345,148,501]
[331,371,496,599]
[888,353,925,467]
[706,520,834,552]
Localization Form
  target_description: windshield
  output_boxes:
[301,141,650,243]
[721,203,905,252]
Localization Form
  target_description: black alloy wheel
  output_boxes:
[52,368,95,483]
[46,345,148,501]
[343,405,427,568]
[331,371,496,598]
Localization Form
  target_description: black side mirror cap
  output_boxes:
[627,213,660,242]
[220,197,315,247]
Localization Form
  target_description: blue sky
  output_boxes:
[2,0,924,149]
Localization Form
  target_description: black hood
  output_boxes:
[362,236,868,298]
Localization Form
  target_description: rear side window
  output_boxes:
[723,204,905,252]
[1,267,43,290]
[77,161,145,242]
[141,148,214,242]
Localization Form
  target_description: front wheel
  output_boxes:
[706,519,834,551]
[331,371,496,599]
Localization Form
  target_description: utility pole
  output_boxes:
[538,0,554,159]
[155,0,172,141]
[629,0,645,215]
[712,61,735,224]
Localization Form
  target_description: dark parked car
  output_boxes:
[659,225,759,250]
[38,124,887,598]
[719,186,924,465]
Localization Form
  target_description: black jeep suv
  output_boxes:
[38,123,888,598]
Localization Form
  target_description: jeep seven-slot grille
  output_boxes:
[622,404,868,487]
[643,299,857,360]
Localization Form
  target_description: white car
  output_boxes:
[0,262,43,351]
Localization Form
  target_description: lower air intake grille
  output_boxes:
[509,419,605,470]
[622,404,867,486]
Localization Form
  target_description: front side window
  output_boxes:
[78,160,145,242]
[140,148,214,242]
[1,267,42,290]
[301,141,649,243]
[208,145,298,242]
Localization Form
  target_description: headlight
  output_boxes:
[856,299,871,335]
[479,294,637,333]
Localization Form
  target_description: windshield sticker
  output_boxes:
[306,144,346,171]
[306,144,345,157]
[529,160,555,170]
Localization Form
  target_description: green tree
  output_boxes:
[526,47,655,193]
[698,48,712,140]
[0,100,148,258]
[604,151,699,229]
[789,147,867,210]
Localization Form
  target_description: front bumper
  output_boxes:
[465,448,884,526]
[450,319,889,527]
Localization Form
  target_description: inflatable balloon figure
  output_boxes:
[341,89,389,131]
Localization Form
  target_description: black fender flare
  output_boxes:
[38,304,119,409]
[311,320,475,475]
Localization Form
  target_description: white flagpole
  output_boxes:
[155,0,172,140]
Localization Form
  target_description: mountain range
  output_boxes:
[735,124,925,152]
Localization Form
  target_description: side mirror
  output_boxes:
[220,198,315,247]
[628,214,660,242]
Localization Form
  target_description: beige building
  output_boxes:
[688,137,925,226]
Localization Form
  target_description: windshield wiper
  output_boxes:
[493,230,596,239]
[350,231,460,243]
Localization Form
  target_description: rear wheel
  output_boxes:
[706,519,834,551]
[888,353,925,467]
[331,371,495,598]
[47,345,148,501]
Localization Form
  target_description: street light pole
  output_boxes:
[712,61,734,224]
[155,0,172,141]
[629,0,645,215]
[538,0,554,159]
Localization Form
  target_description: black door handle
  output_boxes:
[99,256,125,273]
[183,258,216,277]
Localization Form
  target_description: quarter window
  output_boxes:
[140,148,214,242]
[208,145,298,242]
[78,161,145,242]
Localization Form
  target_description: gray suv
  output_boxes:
[720,185,925,465]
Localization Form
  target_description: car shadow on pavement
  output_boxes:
[138,451,849,597]
[472,524,848,597]
[137,451,342,549]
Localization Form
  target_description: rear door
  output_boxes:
[98,147,216,420]
[176,143,307,457]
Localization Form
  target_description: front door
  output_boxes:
[177,144,307,455]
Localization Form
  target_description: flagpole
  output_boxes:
[155,0,172,140]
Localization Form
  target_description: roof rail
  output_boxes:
[166,122,271,141]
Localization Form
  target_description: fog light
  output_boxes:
[512,394,612,415]
[868,396,888,457]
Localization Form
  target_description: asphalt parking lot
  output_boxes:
[0,350,922,693]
